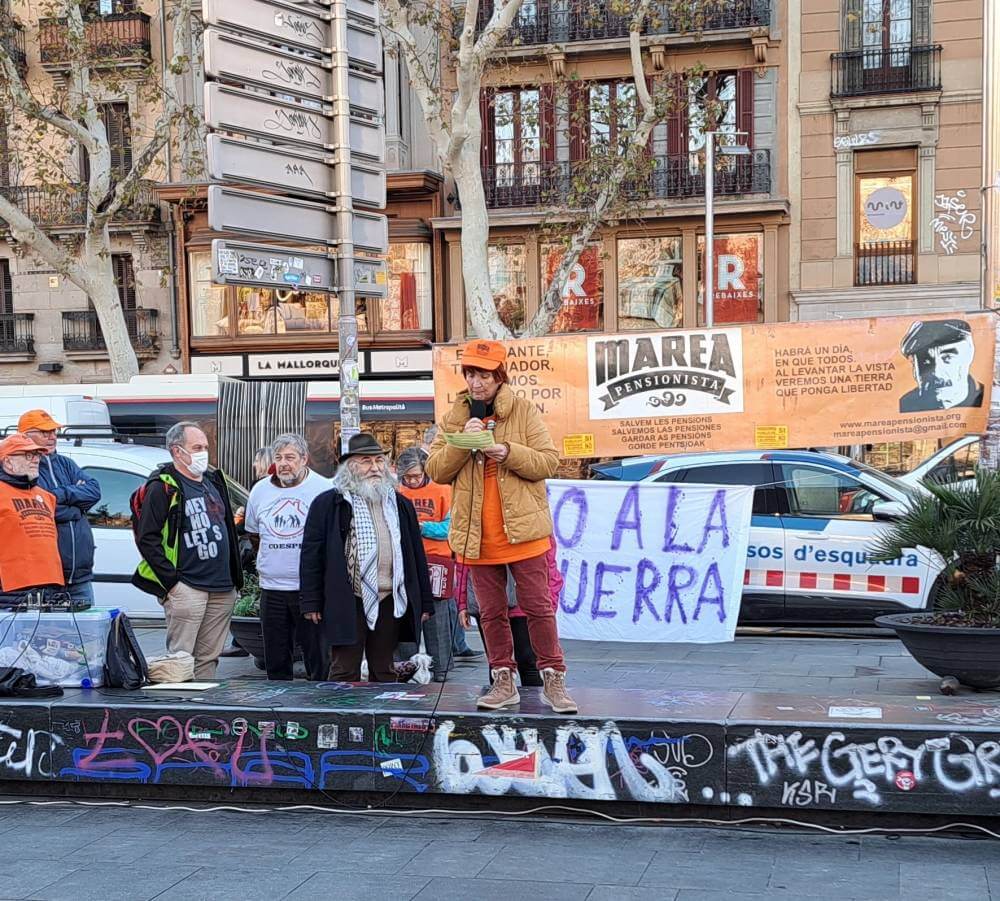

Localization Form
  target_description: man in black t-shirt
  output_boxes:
[133,421,242,680]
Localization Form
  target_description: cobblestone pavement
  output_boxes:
[0,802,995,900]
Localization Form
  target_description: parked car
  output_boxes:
[58,441,249,619]
[898,435,981,491]
[592,450,946,625]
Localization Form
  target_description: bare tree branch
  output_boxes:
[0,194,92,287]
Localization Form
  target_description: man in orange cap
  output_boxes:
[18,409,101,606]
[426,340,577,714]
[0,434,64,605]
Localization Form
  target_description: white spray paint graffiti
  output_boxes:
[433,720,696,802]
[728,730,1000,806]
[833,131,880,151]
[930,191,977,255]
[0,722,62,778]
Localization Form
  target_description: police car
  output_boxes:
[592,450,946,624]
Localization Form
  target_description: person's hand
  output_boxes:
[458,610,471,630]
[304,612,322,624]
[421,612,431,623]
[483,443,509,462]
[464,418,486,433]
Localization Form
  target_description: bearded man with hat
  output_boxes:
[299,433,434,682]
[0,433,65,606]
[426,339,577,714]
[18,410,101,606]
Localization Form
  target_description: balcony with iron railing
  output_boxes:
[483,148,771,209]
[471,0,771,47]
[0,313,34,356]
[831,45,942,98]
[0,181,160,229]
[0,15,28,75]
[855,241,916,287]
[62,308,159,356]
[38,12,152,70]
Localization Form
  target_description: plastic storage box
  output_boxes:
[0,608,113,688]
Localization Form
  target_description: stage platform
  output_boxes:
[1,679,998,817]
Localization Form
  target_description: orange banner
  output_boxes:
[433,313,996,458]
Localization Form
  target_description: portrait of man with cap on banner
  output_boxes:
[898,319,984,414]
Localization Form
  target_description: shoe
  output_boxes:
[454,649,484,661]
[476,668,520,710]
[541,668,577,714]
[220,644,249,658]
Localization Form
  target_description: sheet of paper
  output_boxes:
[443,431,494,450]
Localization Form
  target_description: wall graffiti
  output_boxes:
[727,728,1000,810]
[0,720,61,779]
[433,719,719,802]
[930,191,977,255]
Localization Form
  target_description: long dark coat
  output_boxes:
[299,488,434,646]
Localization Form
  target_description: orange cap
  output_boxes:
[460,339,506,372]
[18,409,61,433]
[0,433,43,460]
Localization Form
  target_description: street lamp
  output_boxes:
[704,130,750,328]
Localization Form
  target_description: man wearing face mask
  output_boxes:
[0,434,64,606]
[245,433,331,680]
[132,421,243,679]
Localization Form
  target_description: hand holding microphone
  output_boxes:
[468,401,507,461]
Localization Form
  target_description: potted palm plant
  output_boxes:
[871,468,1000,691]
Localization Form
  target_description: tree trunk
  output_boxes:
[85,248,140,383]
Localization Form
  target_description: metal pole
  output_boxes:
[331,0,360,453]
[705,132,715,329]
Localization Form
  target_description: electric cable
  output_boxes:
[0,796,997,842]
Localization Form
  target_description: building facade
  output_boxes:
[0,0,174,383]
[437,1,789,341]
[792,0,986,321]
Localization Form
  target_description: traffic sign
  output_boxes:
[203,0,328,54]
[206,133,386,208]
[212,239,337,292]
[353,256,388,298]
[203,0,383,72]
[208,185,388,253]
[204,29,384,116]
[204,83,385,161]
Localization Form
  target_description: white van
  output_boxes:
[0,392,113,439]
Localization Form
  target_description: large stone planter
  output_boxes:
[876,613,1000,689]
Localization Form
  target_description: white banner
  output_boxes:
[548,480,753,643]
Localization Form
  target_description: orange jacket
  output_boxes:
[0,474,64,592]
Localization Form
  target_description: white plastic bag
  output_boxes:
[145,650,195,683]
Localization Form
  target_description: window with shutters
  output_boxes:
[0,259,12,317]
[481,87,554,207]
[684,71,754,174]
[82,0,137,16]
[113,254,137,315]
[79,102,133,184]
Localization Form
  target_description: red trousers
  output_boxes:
[469,553,566,673]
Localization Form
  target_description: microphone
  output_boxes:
[469,399,488,420]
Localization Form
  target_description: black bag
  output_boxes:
[103,612,148,690]
[0,667,63,698]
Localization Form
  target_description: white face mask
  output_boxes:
[186,450,210,476]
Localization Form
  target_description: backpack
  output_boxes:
[129,470,175,542]
[103,611,148,690]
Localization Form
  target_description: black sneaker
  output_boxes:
[454,649,484,661]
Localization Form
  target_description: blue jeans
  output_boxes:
[449,597,471,654]
[65,581,94,608]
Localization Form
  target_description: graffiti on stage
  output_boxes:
[728,729,1000,806]
[1,720,61,779]
[434,719,717,802]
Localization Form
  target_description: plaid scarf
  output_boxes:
[344,490,408,628]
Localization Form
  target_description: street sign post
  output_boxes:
[203,0,386,450]
[206,133,386,208]
[211,239,338,292]
[204,83,386,161]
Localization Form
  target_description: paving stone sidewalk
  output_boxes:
[135,626,1000,700]
[0,802,995,901]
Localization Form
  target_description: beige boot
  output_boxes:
[476,668,520,710]
[541,668,578,714]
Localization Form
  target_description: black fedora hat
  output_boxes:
[339,432,390,462]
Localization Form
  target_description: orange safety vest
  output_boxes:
[0,479,64,592]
